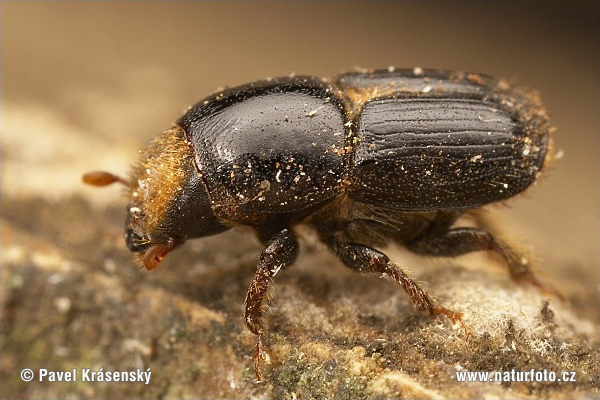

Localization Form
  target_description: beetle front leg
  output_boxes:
[407,227,561,298]
[328,240,465,328]
[244,228,299,382]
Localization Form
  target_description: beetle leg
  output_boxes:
[327,240,466,330]
[244,228,299,382]
[406,227,562,299]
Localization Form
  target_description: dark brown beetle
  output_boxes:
[84,68,555,381]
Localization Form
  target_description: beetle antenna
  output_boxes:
[82,171,129,187]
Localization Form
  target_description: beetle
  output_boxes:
[84,68,555,382]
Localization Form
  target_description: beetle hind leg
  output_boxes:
[406,225,562,299]
[244,228,299,382]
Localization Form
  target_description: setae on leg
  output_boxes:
[325,237,465,327]
[244,228,299,382]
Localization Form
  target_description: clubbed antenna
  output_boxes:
[82,171,129,187]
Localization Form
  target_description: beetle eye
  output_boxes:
[125,218,150,253]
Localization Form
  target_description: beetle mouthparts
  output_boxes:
[82,171,129,187]
[142,240,175,271]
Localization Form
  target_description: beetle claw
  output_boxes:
[433,305,471,340]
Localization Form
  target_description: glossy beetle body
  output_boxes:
[344,71,548,210]
[84,68,553,381]
[167,69,547,229]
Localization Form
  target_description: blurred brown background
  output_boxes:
[3,0,598,314]
[1,2,598,399]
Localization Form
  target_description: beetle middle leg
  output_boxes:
[406,212,560,297]
[323,236,465,328]
[244,228,299,382]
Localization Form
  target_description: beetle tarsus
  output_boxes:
[497,247,565,301]
[432,305,471,339]
[253,335,267,383]
[487,236,564,300]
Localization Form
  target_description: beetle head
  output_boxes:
[84,126,228,270]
